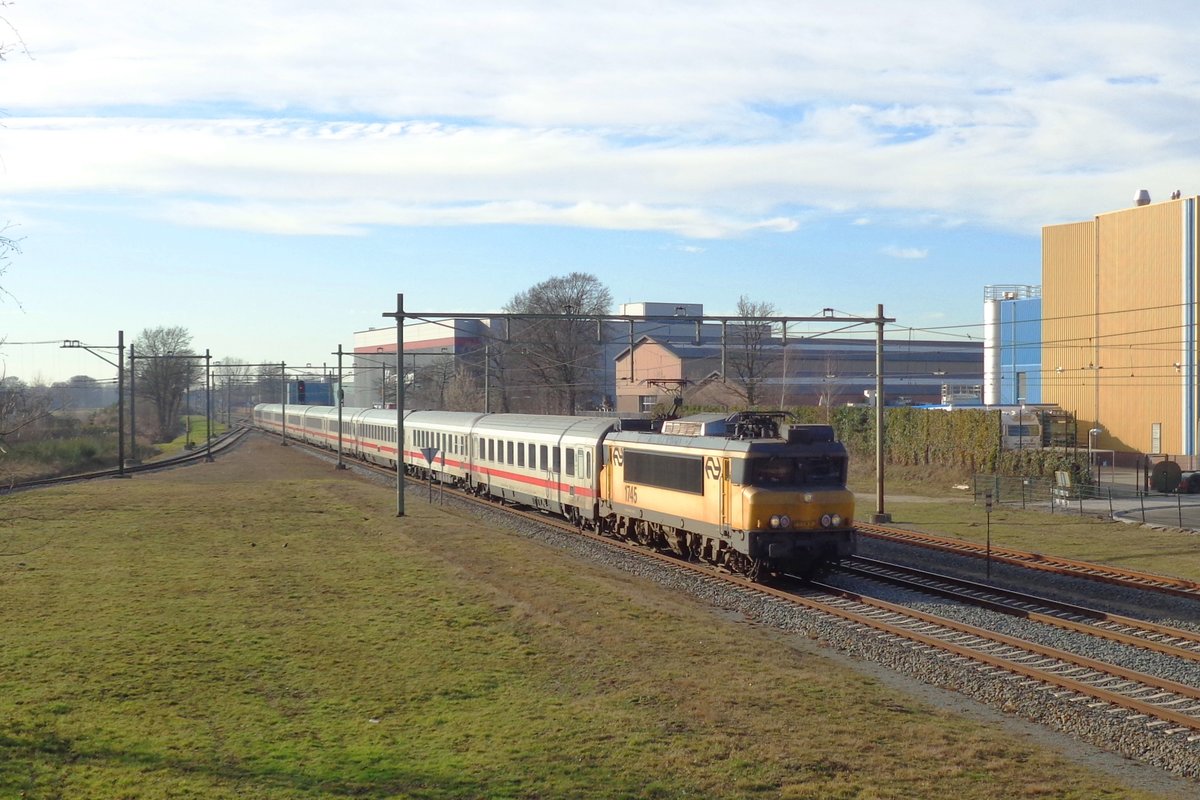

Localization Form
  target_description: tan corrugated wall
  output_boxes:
[1042,219,1096,430]
[1043,201,1188,457]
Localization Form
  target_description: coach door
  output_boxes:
[719,457,732,533]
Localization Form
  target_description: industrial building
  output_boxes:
[344,300,998,417]
[612,335,984,414]
[349,319,487,408]
[984,285,1042,405]
[1041,190,1199,466]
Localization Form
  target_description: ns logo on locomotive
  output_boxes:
[254,405,855,580]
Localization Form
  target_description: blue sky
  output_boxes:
[2,1,1195,383]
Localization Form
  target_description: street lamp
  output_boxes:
[376,347,388,407]
[1088,427,1103,483]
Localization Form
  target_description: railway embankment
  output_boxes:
[1,434,1194,798]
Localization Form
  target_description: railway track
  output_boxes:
[837,555,1200,663]
[798,578,1200,741]
[277,433,1200,757]
[858,521,1200,601]
[0,426,251,493]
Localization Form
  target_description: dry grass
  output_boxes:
[0,438,1175,798]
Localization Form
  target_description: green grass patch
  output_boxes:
[875,499,1200,581]
[0,440,1173,798]
[153,416,229,457]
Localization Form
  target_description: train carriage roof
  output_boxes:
[606,429,847,457]
[403,410,488,430]
[470,414,619,442]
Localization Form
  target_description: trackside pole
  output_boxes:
[382,293,406,517]
[872,304,892,523]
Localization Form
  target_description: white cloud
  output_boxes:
[882,245,929,260]
[5,2,1200,238]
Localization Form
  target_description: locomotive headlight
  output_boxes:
[820,513,833,528]
[831,514,844,527]
[778,514,791,529]
[770,515,782,528]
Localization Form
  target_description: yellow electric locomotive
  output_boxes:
[600,412,855,578]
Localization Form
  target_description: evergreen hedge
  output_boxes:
[661,404,1087,478]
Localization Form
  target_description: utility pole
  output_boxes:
[129,344,138,464]
[60,332,127,477]
[205,349,214,462]
[381,300,896,519]
[873,304,892,523]
[381,293,406,517]
[334,344,347,470]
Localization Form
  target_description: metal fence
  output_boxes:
[972,473,1200,531]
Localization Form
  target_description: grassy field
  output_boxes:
[874,501,1200,581]
[0,437,1184,799]
[849,463,1200,582]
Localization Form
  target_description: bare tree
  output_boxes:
[133,326,200,442]
[0,224,22,308]
[0,2,31,63]
[1,9,28,304]
[504,273,612,414]
[727,295,777,408]
[215,358,254,419]
[0,374,53,459]
[444,363,484,411]
[254,363,285,407]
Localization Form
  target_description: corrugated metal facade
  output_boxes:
[1042,198,1197,461]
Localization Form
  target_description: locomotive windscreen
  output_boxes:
[624,450,704,494]
[744,456,845,487]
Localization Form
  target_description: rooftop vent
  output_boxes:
[1135,189,1151,206]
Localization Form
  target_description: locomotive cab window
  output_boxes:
[741,456,846,487]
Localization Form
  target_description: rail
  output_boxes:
[0,426,250,493]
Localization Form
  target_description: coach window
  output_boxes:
[565,447,575,477]
[540,445,548,470]
[506,441,514,465]
[517,442,525,467]
[528,444,537,470]
[553,447,561,473]
[585,451,592,480]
